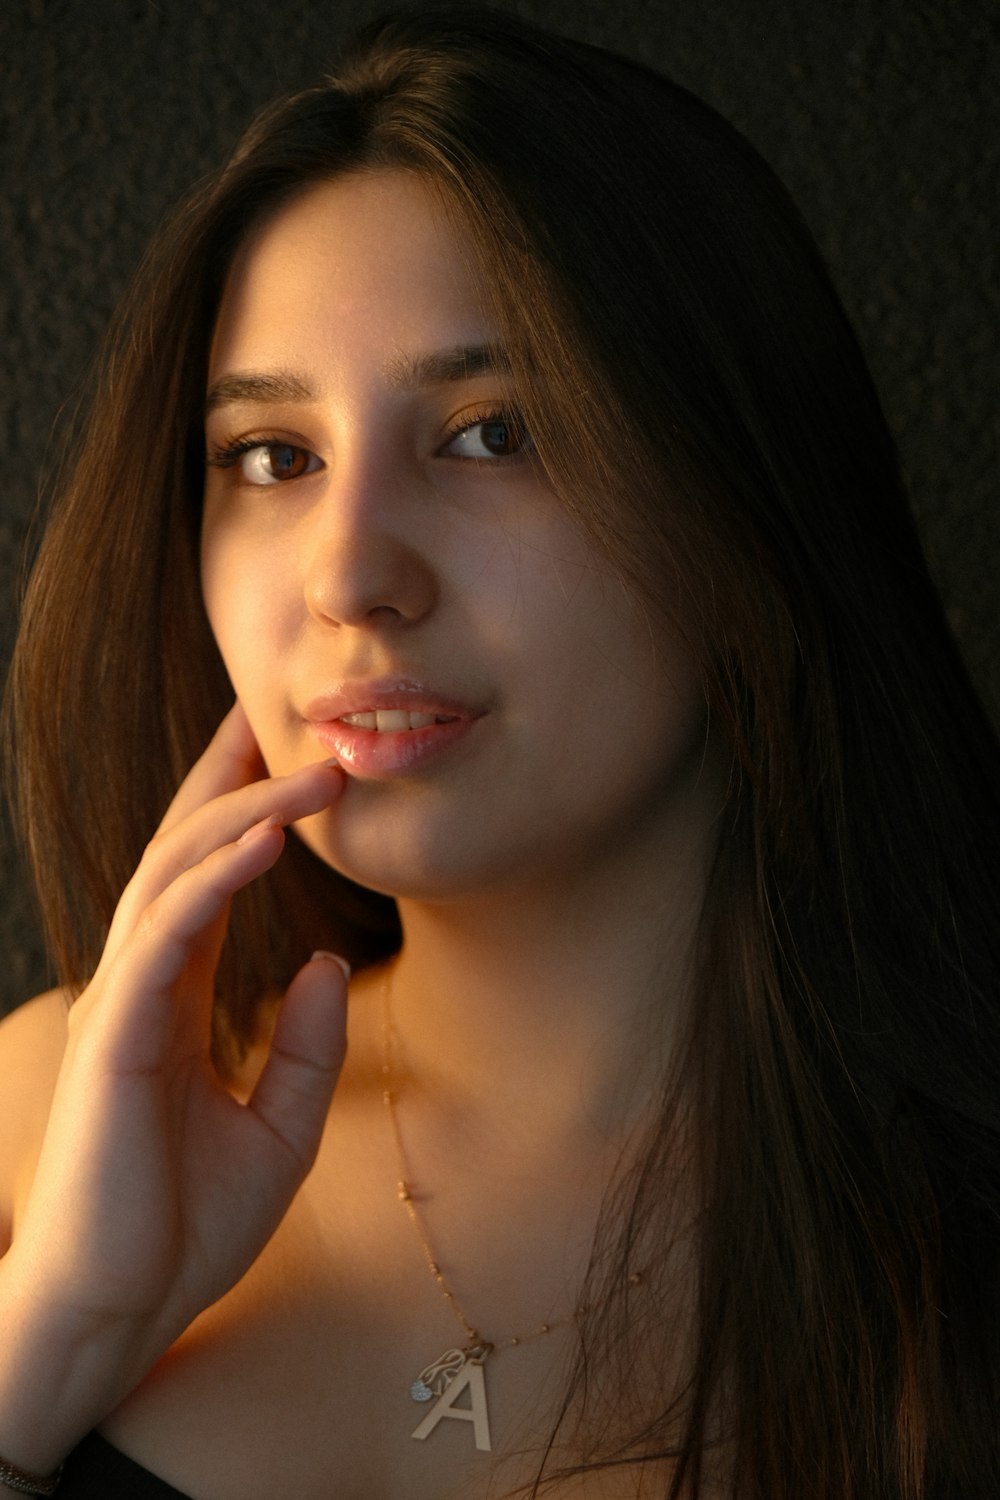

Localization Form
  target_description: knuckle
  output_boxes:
[126,901,192,978]
[141,826,173,863]
[129,836,169,893]
[132,901,167,946]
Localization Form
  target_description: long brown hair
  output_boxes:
[7,9,1000,1495]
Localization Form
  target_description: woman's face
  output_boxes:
[201,170,717,901]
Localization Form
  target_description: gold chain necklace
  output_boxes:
[380,980,602,1454]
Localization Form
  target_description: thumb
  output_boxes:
[248,952,349,1175]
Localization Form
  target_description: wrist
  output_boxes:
[0,1249,148,1479]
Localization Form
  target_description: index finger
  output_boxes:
[157,702,265,834]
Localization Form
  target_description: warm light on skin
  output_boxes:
[201,170,715,905]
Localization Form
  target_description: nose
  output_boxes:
[301,459,438,630]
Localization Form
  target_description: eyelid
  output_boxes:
[437,403,533,460]
[439,399,510,436]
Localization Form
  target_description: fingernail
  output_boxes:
[311,950,351,981]
[237,814,282,845]
[323,756,341,768]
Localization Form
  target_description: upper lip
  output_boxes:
[302,679,485,724]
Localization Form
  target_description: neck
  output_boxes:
[381,784,718,1146]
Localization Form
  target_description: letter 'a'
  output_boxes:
[411,1359,492,1451]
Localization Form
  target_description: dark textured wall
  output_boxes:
[1,0,997,1012]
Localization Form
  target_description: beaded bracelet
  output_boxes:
[0,1455,63,1496]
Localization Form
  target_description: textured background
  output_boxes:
[0,0,997,1013]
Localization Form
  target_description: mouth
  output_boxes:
[337,709,461,732]
[303,680,480,727]
[302,681,484,777]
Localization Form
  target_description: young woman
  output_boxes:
[1,8,997,1498]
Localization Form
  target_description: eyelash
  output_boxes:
[204,407,532,484]
[205,434,310,474]
[438,405,533,461]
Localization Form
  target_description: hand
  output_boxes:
[2,704,347,1421]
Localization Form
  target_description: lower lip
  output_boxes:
[308,716,480,778]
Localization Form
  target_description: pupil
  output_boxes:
[483,420,513,455]
[270,444,301,477]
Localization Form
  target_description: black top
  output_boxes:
[59,1432,193,1498]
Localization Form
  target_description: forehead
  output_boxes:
[208,170,489,382]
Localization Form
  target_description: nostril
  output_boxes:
[303,540,438,629]
[366,603,407,624]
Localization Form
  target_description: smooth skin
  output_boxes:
[200,171,712,913]
[0,705,347,1478]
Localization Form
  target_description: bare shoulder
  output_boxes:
[0,988,71,1096]
[0,989,71,1247]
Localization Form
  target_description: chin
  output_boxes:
[291,804,468,902]
[291,795,550,906]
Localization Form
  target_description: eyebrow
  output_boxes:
[384,343,511,388]
[204,344,511,416]
[204,371,314,414]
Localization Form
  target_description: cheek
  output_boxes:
[201,510,289,663]
[199,502,235,644]
[555,580,708,776]
[200,541,284,749]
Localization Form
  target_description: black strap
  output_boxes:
[58,1432,194,1499]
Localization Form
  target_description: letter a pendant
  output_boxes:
[410,1344,493,1452]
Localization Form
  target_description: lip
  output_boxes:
[302,679,486,778]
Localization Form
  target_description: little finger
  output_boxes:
[80,819,286,1065]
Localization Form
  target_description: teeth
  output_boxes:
[376,709,410,732]
[339,710,453,732]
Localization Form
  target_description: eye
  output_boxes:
[440,409,532,461]
[206,439,323,486]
